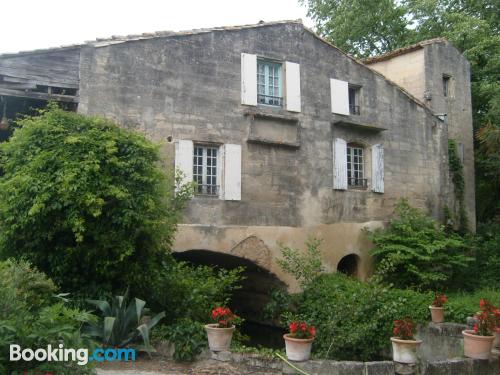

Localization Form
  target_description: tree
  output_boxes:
[0,105,192,293]
[301,0,500,223]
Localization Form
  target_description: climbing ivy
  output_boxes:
[448,139,468,233]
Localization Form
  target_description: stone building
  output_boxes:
[0,20,474,296]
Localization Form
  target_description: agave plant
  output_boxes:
[86,294,165,352]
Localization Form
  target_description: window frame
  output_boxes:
[193,143,221,197]
[346,144,367,189]
[348,85,361,115]
[257,59,283,107]
[442,74,452,98]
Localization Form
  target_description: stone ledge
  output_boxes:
[208,350,500,375]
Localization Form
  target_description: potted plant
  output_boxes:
[390,317,422,364]
[429,292,447,323]
[283,320,316,361]
[205,306,239,352]
[463,299,498,359]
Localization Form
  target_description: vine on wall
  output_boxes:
[448,139,468,233]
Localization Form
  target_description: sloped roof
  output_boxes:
[362,38,448,64]
[0,20,442,120]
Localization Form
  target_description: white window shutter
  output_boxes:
[241,53,257,106]
[174,140,193,186]
[285,61,301,112]
[333,138,348,190]
[330,78,350,115]
[371,144,384,193]
[223,144,241,201]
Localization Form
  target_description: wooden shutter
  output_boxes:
[330,78,350,115]
[333,138,348,190]
[174,139,193,186]
[371,144,384,193]
[241,53,257,106]
[223,144,241,201]
[285,61,301,112]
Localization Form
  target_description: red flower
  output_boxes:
[473,324,478,333]
[309,326,316,337]
[289,322,299,333]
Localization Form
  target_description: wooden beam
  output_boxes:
[0,88,78,103]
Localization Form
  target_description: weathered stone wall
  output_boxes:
[78,22,451,281]
[367,41,475,230]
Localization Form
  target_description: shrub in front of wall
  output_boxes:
[366,198,472,291]
[150,260,245,324]
[0,104,192,293]
[297,273,431,361]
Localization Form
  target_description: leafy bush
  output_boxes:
[467,222,500,289]
[277,237,324,289]
[446,289,500,323]
[367,199,472,291]
[86,294,165,352]
[0,259,96,374]
[0,105,192,293]
[296,273,431,361]
[154,319,207,362]
[151,260,244,323]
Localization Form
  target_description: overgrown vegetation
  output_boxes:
[367,199,471,291]
[0,105,192,294]
[448,139,468,232]
[0,259,96,374]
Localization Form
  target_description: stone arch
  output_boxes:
[173,249,285,323]
[337,253,361,277]
[229,235,272,271]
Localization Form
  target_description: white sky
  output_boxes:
[0,0,314,54]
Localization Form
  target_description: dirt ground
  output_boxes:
[97,356,281,375]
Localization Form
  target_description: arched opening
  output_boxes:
[173,249,286,348]
[337,254,360,277]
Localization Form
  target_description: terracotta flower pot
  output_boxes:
[204,324,235,351]
[462,330,495,359]
[390,337,422,364]
[284,334,314,361]
[494,331,500,350]
[429,305,445,323]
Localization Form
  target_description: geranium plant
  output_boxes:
[473,299,499,336]
[211,306,240,328]
[288,321,316,340]
[432,292,447,307]
[393,317,416,340]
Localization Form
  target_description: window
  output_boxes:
[257,60,282,107]
[443,75,451,97]
[347,145,367,188]
[193,144,219,196]
[348,86,360,115]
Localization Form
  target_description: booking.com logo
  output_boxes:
[10,344,136,366]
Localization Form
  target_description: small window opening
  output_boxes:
[443,75,451,97]
[348,86,360,115]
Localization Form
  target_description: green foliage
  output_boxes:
[367,199,472,291]
[151,260,244,323]
[476,122,500,220]
[86,293,165,352]
[297,273,432,361]
[0,259,96,374]
[0,104,192,293]
[448,139,468,232]
[154,319,207,362]
[277,237,324,289]
[302,0,500,224]
[446,289,500,323]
